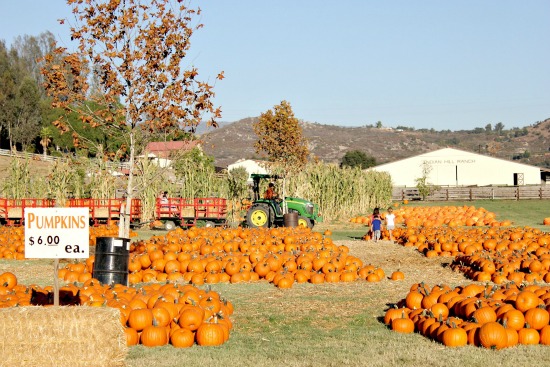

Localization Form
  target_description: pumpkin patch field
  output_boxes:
[0,200,549,367]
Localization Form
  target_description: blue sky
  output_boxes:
[1,0,549,131]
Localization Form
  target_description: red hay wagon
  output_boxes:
[0,198,142,227]
[155,197,228,230]
[0,198,56,226]
[67,198,142,227]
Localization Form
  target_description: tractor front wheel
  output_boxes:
[298,216,313,229]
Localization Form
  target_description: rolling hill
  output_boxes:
[201,117,550,168]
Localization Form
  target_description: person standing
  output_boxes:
[385,207,396,241]
[371,208,382,242]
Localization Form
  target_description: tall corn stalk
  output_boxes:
[84,149,121,199]
[132,156,170,223]
[286,162,392,221]
[175,164,227,198]
[177,167,223,197]
[28,176,50,199]
[46,158,87,204]
[227,167,249,224]
[171,149,227,198]
[1,156,391,224]
[1,157,32,198]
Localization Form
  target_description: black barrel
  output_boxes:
[283,212,298,227]
[92,237,130,286]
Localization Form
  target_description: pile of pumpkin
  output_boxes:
[88,224,138,245]
[385,282,550,348]
[125,226,391,286]
[58,226,392,288]
[450,229,550,284]
[391,224,550,284]
[392,225,546,258]
[352,205,503,229]
[393,205,505,228]
[0,226,25,260]
[0,271,233,347]
[0,225,136,260]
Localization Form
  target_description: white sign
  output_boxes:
[24,208,90,259]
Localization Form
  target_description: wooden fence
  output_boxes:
[393,185,550,202]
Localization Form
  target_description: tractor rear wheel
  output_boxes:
[246,205,271,228]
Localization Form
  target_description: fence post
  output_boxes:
[516,187,519,201]
[446,189,449,201]
[540,186,543,200]
[469,188,472,201]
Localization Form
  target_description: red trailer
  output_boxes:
[155,197,228,230]
[67,198,142,227]
[0,197,143,227]
[0,198,56,226]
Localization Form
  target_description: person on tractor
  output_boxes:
[264,182,277,199]
[264,182,282,214]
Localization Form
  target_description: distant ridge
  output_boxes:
[201,117,550,169]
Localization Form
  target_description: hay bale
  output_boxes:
[181,207,194,218]
[7,207,23,218]
[0,306,127,367]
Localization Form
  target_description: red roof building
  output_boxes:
[144,140,200,159]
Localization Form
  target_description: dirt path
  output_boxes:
[342,238,467,287]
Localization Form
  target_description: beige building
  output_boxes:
[369,147,545,187]
[227,159,270,182]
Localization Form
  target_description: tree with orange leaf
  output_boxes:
[253,100,309,213]
[41,0,222,237]
[253,100,309,170]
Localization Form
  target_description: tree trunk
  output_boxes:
[120,130,135,239]
[282,177,288,214]
[8,123,14,155]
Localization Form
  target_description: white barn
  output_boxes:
[369,147,544,187]
[227,159,270,182]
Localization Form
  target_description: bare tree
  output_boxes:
[41,0,222,237]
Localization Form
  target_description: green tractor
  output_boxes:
[245,174,322,229]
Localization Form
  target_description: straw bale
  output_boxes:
[0,306,127,367]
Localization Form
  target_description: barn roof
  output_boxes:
[144,140,200,159]
[371,147,546,171]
